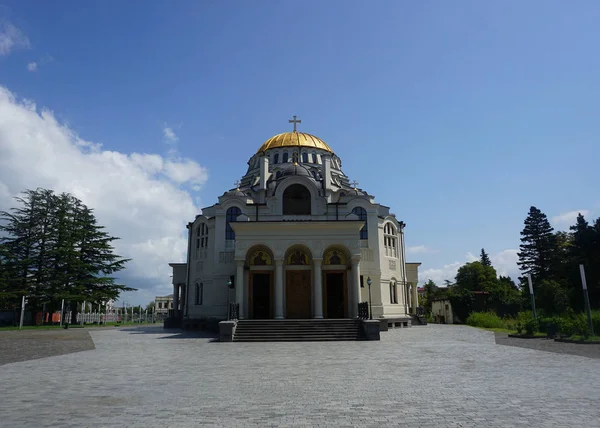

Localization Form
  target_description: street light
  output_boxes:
[367,277,373,320]
[227,278,232,320]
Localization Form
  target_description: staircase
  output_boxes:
[233,319,364,342]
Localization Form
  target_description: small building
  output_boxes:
[155,294,174,320]
[431,298,457,324]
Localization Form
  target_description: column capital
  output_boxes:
[275,259,284,267]
[313,258,323,265]
[235,259,245,267]
[351,256,361,265]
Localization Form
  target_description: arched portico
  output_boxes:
[244,245,275,319]
[284,245,313,319]
[321,246,351,318]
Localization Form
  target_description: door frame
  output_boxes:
[249,271,273,319]
[285,270,312,319]
[323,270,348,319]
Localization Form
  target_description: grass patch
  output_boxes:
[477,327,517,334]
[568,335,600,342]
[0,321,160,331]
[466,312,505,329]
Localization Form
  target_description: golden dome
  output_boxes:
[257,131,334,154]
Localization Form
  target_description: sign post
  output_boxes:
[527,274,537,320]
[19,296,26,329]
[580,265,595,336]
[60,299,65,327]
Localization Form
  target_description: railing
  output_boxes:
[358,302,369,320]
[228,303,239,321]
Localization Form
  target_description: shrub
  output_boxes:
[466,311,505,329]
[592,310,600,335]
[516,311,537,335]
[552,313,592,338]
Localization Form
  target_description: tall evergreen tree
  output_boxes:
[569,214,600,309]
[517,206,559,283]
[480,248,492,267]
[0,188,134,314]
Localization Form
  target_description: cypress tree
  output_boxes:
[0,188,133,316]
[480,248,492,267]
[517,206,559,283]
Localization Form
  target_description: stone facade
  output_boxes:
[154,294,173,319]
[169,127,420,327]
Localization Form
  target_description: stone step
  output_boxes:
[234,337,363,342]
[233,319,364,342]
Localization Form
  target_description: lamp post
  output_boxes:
[227,278,232,320]
[367,277,373,320]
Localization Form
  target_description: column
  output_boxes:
[173,284,179,315]
[275,259,284,319]
[236,260,245,319]
[351,258,361,318]
[412,283,419,315]
[313,259,323,319]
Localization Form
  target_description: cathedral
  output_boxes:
[169,117,420,332]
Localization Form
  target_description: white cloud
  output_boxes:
[552,210,590,230]
[491,249,519,279]
[0,85,209,305]
[27,61,37,72]
[0,21,30,56]
[421,261,462,285]
[163,125,178,143]
[406,245,435,254]
[421,249,520,285]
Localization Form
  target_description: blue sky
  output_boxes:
[1,1,599,304]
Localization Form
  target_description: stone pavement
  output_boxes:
[0,328,95,365]
[0,324,599,427]
[495,332,600,359]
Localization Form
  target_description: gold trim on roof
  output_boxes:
[257,131,334,154]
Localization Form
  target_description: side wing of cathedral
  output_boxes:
[168,125,420,329]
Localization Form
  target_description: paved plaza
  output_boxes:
[1,325,599,427]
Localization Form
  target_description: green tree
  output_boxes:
[536,279,570,315]
[455,261,497,292]
[569,214,600,309]
[517,206,559,283]
[480,248,492,267]
[422,279,441,313]
[0,188,134,318]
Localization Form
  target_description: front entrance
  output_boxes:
[285,271,311,319]
[325,273,346,318]
[251,273,271,319]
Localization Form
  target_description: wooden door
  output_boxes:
[286,271,311,319]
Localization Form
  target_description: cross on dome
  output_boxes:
[351,180,359,189]
[288,115,301,132]
[234,179,241,189]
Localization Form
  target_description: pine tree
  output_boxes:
[570,214,600,309]
[0,189,44,304]
[0,188,134,314]
[480,248,492,267]
[517,206,559,283]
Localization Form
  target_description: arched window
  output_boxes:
[273,153,279,164]
[384,223,397,257]
[352,207,368,239]
[283,152,289,163]
[196,223,209,256]
[389,280,398,304]
[225,207,241,240]
[312,170,317,179]
[195,282,203,305]
[276,170,283,179]
[302,152,308,163]
[283,184,311,215]
[312,153,317,163]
